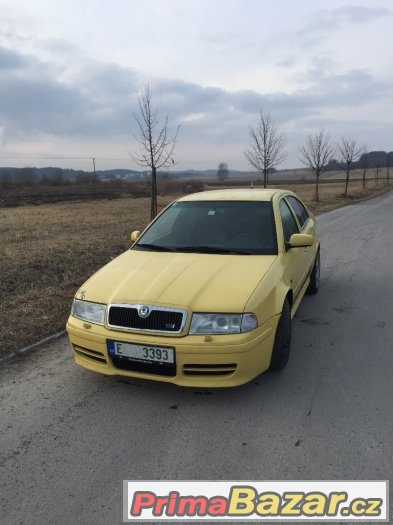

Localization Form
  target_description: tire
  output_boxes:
[307,250,320,295]
[269,299,291,371]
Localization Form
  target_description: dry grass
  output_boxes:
[276,179,392,214]
[0,180,391,356]
[0,196,172,355]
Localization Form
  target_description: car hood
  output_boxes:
[79,249,276,312]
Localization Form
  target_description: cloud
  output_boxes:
[0,13,392,169]
[324,5,391,25]
[0,46,142,140]
[294,4,391,46]
[0,43,390,144]
[0,46,28,70]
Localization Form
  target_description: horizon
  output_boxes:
[1,149,392,176]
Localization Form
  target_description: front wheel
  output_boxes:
[307,250,320,295]
[269,299,291,371]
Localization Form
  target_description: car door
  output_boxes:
[279,197,309,299]
[285,195,316,277]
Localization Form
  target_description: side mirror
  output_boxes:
[289,233,313,248]
[130,230,140,242]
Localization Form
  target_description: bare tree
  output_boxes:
[244,112,286,188]
[217,162,229,182]
[131,85,180,220]
[337,136,362,196]
[298,128,335,202]
[375,160,380,185]
[359,145,369,189]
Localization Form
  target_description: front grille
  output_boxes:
[107,305,185,333]
[183,363,237,376]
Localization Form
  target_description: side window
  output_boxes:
[279,199,299,244]
[286,196,309,228]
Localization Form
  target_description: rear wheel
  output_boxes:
[269,299,291,371]
[307,250,320,294]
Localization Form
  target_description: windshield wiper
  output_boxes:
[134,243,176,252]
[135,243,252,255]
[172,246,252,255]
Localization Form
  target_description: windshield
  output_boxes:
[133,200,277,255]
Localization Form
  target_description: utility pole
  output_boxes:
[387,152,390,184]
[92,157,96,183]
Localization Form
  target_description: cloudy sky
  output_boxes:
[0,0,392,171]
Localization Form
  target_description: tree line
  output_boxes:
[244,113,391,201]
[0,167,98,186]
[327,151,393,171]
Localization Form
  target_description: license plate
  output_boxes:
[107,341,175,364]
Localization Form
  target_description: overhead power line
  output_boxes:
[0,155,132,161]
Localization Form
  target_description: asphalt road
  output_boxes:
[1,192,392,524]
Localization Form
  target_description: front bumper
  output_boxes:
[66,315,280,387]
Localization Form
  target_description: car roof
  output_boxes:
[178,188,291,202]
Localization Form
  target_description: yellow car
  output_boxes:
[66,189,320,387]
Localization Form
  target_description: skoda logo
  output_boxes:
[138,305,150,318]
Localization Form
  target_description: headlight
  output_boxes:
[189,313,258,334]
[71,299,106,325]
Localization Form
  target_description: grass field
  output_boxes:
[0,179,391,356]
